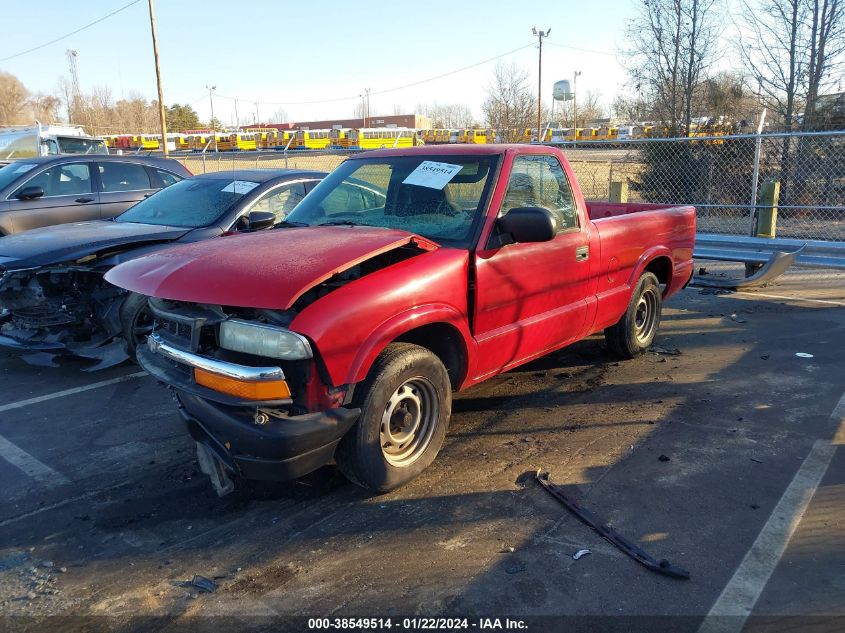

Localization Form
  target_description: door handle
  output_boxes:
[575,245,589,261]
[75,197,95,203]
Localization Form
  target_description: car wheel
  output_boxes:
[336,343,451,492]
[119,292,153,360]
[605,271,662,358]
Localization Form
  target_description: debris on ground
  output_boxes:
[536,470,690,580]
[795,352,814,358]
[658,454,671,462]
[729,313,747,323]
[650,346,682,356]
[760,354,770,360]
[178,575,218,593]
[572,549,592,560]
[505,563,526,575]
[750,457,764,464]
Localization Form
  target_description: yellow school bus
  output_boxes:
[347,128,417,149]
[294,129,332,149]
[329,128,351,148]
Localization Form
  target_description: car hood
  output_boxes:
[0,221,191,269]
[105,225,438,310]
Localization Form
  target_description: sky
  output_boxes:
[2,0,649,126]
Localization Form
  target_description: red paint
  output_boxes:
[108,144,696,403]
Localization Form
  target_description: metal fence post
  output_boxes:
[284,149,288,169]
[748,109,767,236]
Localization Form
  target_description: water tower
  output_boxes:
[553,80,573,102]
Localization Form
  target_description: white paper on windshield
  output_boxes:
[402,161,463,190]
[13,163,36,173]
[221,180,260,194]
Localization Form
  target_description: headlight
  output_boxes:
[219,319,312,360]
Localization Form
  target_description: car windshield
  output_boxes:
[57,137,107,155]
[115,177,258,228]
[0,161,38,190]
[286,154,499,247]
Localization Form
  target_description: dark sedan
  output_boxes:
[0,168,326,368]
[0,154,192,236]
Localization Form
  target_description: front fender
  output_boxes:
[344,304,476,386]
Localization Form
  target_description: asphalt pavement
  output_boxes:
[0,281,843,633]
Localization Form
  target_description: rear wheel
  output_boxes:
[605,272,662,358]
[336,343,451,492]
[119,292,153,360]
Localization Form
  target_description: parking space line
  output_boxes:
[698,390,845,633]
[0,371,147,414]
[730,292,845,307]
[0,433,70,487]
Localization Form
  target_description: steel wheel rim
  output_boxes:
[380,377,439,468]
[634,289,659,344]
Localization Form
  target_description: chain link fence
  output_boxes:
[553,131,845,242]
[171,149,362,178]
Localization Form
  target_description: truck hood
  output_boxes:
[105,226,438,310]
[0,220,191,269]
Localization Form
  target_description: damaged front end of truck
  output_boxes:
[0,260,132,369]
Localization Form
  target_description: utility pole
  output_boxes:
[206,84,217,149]
[365,88,371,127]
[532,27,551,143]
[254,101,260,127]
[147,0,169,156]
[234,99,240,129]
[573,70,582,131]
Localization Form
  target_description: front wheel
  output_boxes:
[605,272,662,358]
[119,292,153,360]
[336,343,451,492]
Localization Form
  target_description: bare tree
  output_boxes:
[271,107,288,123]
[28,93,61,122]
[737,0,809,129]
[626,0,719,133]
[417,102,477,128]
[803,0,845,127]
[482,62,537,140]
[0,72,30,125]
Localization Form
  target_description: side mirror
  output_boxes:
[496,207,557,244]
[16,186,45,201]
[246,210,276,231]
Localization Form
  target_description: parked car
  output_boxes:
[106,144,696,494]
[0,169,326,368]
[0,155,192,236]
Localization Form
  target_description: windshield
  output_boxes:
[0,161,38,190]
[286,154,499,247]
[115,177,258,228]
[57,137,107,155]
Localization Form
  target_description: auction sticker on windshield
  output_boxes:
[221,180,260,195]
[402,161,463,190]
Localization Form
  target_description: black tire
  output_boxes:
[604,272,662,358]
[336,343,451,492]
[119,292,153,360]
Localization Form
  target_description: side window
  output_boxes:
[321,182,370,215]
[15,163,92,198]
[45,140,59,155]
[98,162,152,192]
[154,169,182,188]
[250,183,307,223]
[501,155,578,231]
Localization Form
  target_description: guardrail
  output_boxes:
[694,234,845,270]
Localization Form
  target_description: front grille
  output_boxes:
[12,303,77,328]
[158,316,194,348]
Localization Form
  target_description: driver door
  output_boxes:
[471,154,593,380]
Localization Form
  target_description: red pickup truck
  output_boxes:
[106,144,695,495]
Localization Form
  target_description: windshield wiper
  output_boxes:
[315,220,372,227]
[275,220,308,228]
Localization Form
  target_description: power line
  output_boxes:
[0,0,142,63]
[214,42,536,107]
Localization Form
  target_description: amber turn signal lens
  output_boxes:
[194,368,291,400]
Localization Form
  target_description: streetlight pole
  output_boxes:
[532,27,551,143]
[206,84,217,149]
[573,71,582,131]
[147,0,168,156]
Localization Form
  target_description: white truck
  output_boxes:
[0,123,107,160]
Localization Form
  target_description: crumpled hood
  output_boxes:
[105,225,437,310]
[0,220,191,269]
